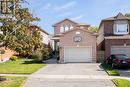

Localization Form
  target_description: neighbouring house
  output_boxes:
[97,13,130,60]
[52,19,97,63]
[0,47,15,62]
[29,25,50,46]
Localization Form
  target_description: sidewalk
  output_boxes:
[0,74,130,80]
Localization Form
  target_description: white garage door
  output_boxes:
[111,46,130,57]
[64,47,92,63]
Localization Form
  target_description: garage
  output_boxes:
[64,47,92,63]
[59,28,97,63]
[111,46,130,57]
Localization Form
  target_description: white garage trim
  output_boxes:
[64,46,92,63]
[111,46,130,48]
[111,46,130,57]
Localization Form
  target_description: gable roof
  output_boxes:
[53,18,78,27]
[102,12,130,21]
[98,13,130,32]
[61,28,98,36]
[29,25,49,35]
[53,18,90,27]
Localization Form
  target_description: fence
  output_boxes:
[97,51,105,63]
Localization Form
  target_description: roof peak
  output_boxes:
[53,18,90,27]
[114,12,126,19]
[117,12,124,16]
[53,18,78,27]
[102,12,130,21]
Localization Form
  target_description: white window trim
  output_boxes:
[113,21,129,35]
[70,25,74,30]
[65,25,69,31]
[60,26,64,33]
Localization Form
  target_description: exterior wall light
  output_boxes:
[124,43,127,47]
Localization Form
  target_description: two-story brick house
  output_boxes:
[52,19,97,63]
[97,13,130,59]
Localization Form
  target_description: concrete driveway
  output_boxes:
[116,69,130,77]
[23,59,115,87]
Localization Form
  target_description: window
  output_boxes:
[117,24,128,32]
[65,25,69,31]
[73,36,82,42]
[60,25,74,33]
[60,26,64,33]
[114,21,129,35]
[70,25,74,30]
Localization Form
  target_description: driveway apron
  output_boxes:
[23,60,116,87]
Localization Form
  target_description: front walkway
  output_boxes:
[23,59,116,87]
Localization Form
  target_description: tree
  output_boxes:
[125,13,130,18]
[88,26,98,33]
[0,0,42,56]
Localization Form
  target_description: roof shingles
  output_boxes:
[103,13,130,21]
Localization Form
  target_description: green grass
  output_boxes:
[101,63,120,76]
[112,79,130,87]
[0,76,27,87]
[0,59,46,74]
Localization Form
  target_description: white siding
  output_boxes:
[40,32,49,45]
[97,24,104,46]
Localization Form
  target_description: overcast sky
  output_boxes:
[23,0,130,34]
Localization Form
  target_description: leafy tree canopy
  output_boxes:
[125,13,130,18]
[0,0,43,56]
[88,26,98,33]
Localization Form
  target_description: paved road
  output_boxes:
[23,61,116,87]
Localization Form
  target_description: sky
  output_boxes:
[23,0,130,34]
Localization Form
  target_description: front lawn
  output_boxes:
[0,59,45,74]
[101,63,120,76]
[0,76,27,87]
[112,79,130,87]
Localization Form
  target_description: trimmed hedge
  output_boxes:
[101,63,120,76]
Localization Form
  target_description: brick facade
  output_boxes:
[105,39,130,58]
[59,28,97,62]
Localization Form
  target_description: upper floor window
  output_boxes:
[65,25,69,31]
[60,25,74,33]
[114,21,129,35]
[60,26,64,33]
[70,25,74,30]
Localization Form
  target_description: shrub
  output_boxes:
[31,50,43,62]
[10,56,18,61]
[101,63,120,76]
[31,49,50,62]
[42,48,49,60]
